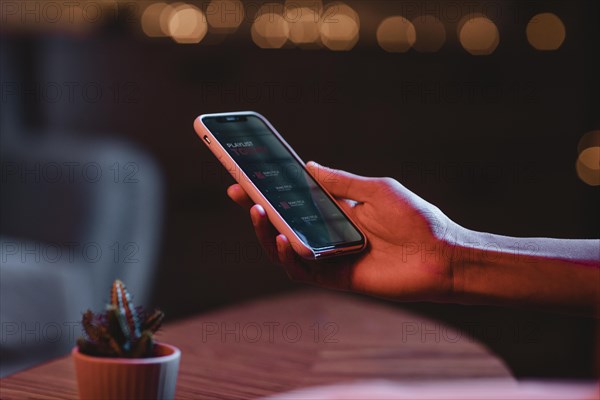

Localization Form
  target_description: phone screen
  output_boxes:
[203,115,364,250]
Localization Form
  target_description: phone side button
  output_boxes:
[203,135,211,145]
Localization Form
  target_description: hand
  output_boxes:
[227,162,462,303]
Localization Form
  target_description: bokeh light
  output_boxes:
[285,0,322,46]
[206,0,244,33]
[319,2,360,51]
[141,2,170,37]
[376,16,416,53]
[576,148,600,186]
[458,14,499,55]
[411,15,446,53]
[578,147,600,171]
[159,2,181,36]
[526,13,566,51]
[577,130,600,153]
[167,4,208,44]
[576,130,600,186]
[251,3,290,49]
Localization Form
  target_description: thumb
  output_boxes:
[306,161,374,202]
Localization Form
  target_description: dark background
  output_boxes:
[2,0,598,379]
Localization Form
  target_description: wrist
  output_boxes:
[441,224,480,304]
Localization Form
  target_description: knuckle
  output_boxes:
[378,176,398,187]
[372,177,400,194]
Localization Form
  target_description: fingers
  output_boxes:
[275,234,356,291]
[244,213,357,292]
[276,235,309,280]
[227,185,279,262]
[335,198,359,218]
[228,186,291,265]
[306,161,376,202]
[227,178,358,292]
[227,184,254,210]
[250,204,280,263]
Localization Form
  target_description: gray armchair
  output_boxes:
[0,133,164,377]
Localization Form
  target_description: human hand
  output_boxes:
[227,162,462,303]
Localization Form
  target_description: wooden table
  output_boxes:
[0,289,513,399]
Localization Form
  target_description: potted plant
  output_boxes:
[72,280,180,400]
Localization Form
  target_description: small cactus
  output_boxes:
[77,280,164,358]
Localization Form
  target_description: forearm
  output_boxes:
[449,228,600,316]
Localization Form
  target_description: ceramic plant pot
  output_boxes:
[72,342,180,400]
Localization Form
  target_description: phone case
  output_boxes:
[193,111,367,260]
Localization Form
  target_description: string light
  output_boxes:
[458,14,499,55]
[576,130,600,186]
[526,13,566,51]
[376,16,416,53]
[141,2,170,37]
[167,3,208,44]
[251,3,290,49]
[206,0,244,33]
[319,2,359,51]
[284,0,323,46]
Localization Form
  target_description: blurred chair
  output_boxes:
[0,134,164,377]
[0,37,164,377]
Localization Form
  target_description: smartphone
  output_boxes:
[194,111,367,260]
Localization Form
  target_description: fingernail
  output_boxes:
[255,204,265,216]
[251,205,265,225]
[276,236,286,260]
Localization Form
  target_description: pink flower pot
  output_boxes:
[72,342,181,400]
